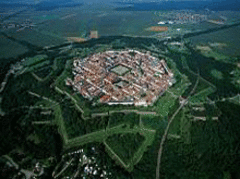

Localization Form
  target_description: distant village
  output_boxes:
[158,12,208,25]
[66,50,175,106]
[0,19,36,32]
[157,10,227,25]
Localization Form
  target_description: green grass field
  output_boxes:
[5,29,66,47]
[53,104,68,144]
[154,92,178,117]
[190,86,215,104]
[23,55,48,66]
[167,75,191,96]
[189,25,240,57]
[52,101,157,172]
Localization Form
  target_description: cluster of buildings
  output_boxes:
[0,19,36,32]
[89,30,98,39]
[158,11,208,25]
[53,147,111,178]
[66,50,174,106]
[174,12,208,23]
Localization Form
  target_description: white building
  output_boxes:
[158,21,166,25]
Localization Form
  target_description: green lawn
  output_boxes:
[23,55,48,67]
[67,130,107,148]
[59,109,156,172]
[167,75,191,97]
[154,92,177,117]
[199,48,231,62]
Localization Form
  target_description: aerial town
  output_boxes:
[157,10,227,25]
[66,50,174,106]
[157,10,208,25]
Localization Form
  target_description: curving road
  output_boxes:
[156,73,199,179]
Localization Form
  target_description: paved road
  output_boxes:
[53,158,74,178]
[156,74,199,179]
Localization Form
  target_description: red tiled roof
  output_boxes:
[71,50,173,105]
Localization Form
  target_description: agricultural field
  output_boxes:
[1,15,240,178]
[189,25,240,57]
[196,44,237,64]
[5,28,66,47]
[0,34,29,59]
[0,3,159,59]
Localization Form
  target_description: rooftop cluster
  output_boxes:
[67,50,174,106]
[158,10,208,25]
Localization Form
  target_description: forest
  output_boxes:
[0,34,240,178]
